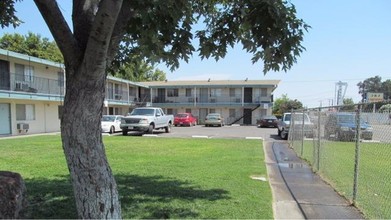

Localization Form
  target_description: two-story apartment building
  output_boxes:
[0,49,279,136]
[0,49,148,136]
[141,80,279,125]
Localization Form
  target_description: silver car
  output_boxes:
[205,113,224,127]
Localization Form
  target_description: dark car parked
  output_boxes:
[324,112,373,141]
[257,115,278,128]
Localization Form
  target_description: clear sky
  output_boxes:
[1,1,390,108]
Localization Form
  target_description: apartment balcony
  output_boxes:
[0,73,65,101]
[151,95,272,107]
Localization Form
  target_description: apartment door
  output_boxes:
[0,103,11,135]
[157,88,166,103]
[244,88,253,103]
[199,108,208,124]
[200,88,208,103]
[0,60,10,90]
[243,108,252,125]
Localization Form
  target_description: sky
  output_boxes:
[1,1,390,108]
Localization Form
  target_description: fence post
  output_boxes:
[353,104,362,203]
[301,109,305,156]
[317,107,321,171]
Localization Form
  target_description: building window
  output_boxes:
[261,88,268,97]
[16,104,35,120]
[167,88,178,97]
[209,109,215,113]
[129,87,136,97]
[185,88,192,97]
[229,88,236,97]
[57,72,64,87]
[167,108,178,115]
[15,64,34,82]
[185,108,191,113]
[210,89,221,97]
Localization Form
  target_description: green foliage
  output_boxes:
[340,98,355,111]
[111,0,309,73]
[112,58,166,82]
[273,94,303,115]
[379,104,391,113]
[0,0,22,28]
[357,76,391,101]
[0,32,63,63]
[0,135,272,219]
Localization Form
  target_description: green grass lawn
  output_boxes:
[0,135,272,219]
[298,139,391,219]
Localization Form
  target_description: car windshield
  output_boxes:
[102,115,115,122]
[207,114,220,119]
[129,108,155,116]
[337,114,355,123]
[176,114,188,118]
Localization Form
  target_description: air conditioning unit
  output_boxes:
[17,123,29,130]
[15,82,29,91]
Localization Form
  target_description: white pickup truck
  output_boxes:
[277,112,314,140]
[120,107,173,135]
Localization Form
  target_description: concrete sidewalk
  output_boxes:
[264,141,364,219]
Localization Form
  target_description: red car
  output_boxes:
[174,113,197,126]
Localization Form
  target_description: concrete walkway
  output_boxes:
[264,141,364,219]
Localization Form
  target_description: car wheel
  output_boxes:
[280,130,288,140]
[147,124,154,134]
[122,129,128,136]
[278,129,281,136]
[109,126,115,134]
[165,123,171,133]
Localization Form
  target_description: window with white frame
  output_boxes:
[57,72,65,87]
[15,63,34,82]
[167,88,178,97]
[16,104,35,120]
[209,109,216,113]
[229,88,236,97]
[210,88,221,97]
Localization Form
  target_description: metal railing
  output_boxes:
[0,73,65,96]
[288,103,391,219]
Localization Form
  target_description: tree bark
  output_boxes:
[60,65,121,219]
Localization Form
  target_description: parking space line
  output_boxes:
[245,137,263,140]
[192,135,209,138]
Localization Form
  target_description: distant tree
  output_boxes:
[340,98,355,111]
[112,60,166,82]
[357,76,383,101]
[0,32,63,63]
[379,104,391,113]
[273,94,303,115]
[381,79,391,101]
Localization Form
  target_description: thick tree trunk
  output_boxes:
[60,66,121,219]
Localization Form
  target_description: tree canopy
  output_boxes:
[357,76,391,101]
[273,94,303,116]
[0,32,64,63]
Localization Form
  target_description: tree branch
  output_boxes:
[83,0,122,70]
[107,0,133,65]
[33,0,81,68]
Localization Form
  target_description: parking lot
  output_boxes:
[113,125,281,141]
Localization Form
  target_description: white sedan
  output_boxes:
[101,115,123,134]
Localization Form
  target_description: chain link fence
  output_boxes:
[288,103,391,219]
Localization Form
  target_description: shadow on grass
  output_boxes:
[25,174,229,219]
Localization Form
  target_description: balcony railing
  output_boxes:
[0,73,65,96]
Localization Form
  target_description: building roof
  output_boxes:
[0,48,64,68]
[141,79,280,88]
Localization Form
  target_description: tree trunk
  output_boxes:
[60,65,121,219]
